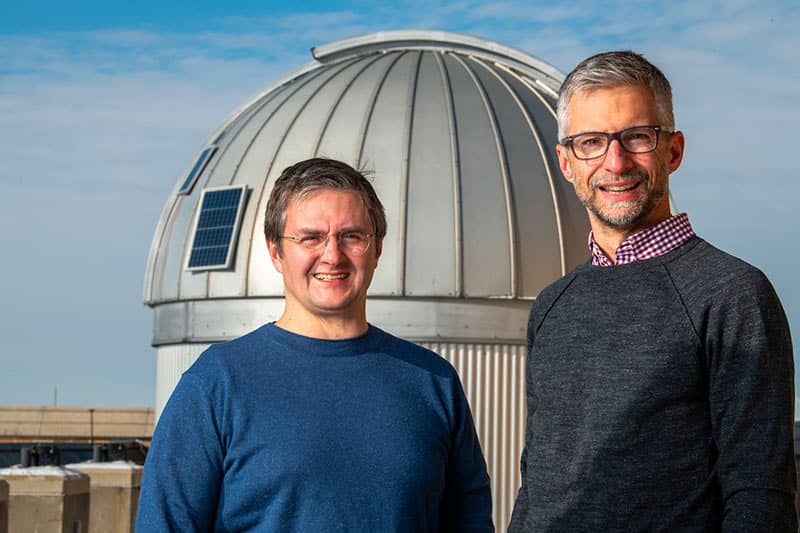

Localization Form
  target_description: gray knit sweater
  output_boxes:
[508,237,796,532]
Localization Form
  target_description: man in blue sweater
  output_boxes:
[509,51,797,531]
[137,158,493,532]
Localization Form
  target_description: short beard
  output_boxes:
[579,163,668,230]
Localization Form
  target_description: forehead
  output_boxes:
[284,189,370,230]
[566,84,660,134]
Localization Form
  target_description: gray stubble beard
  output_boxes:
[579,161,669,230]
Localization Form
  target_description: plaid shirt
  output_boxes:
[589,213,696,267]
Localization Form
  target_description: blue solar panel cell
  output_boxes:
[193,227,231,248]
[186,186,247,270]
[178,146,218,194]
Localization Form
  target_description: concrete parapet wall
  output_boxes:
[68,461,143,533]
[0,479,8,533]
[0,466,89,533]
[0,406,154,442]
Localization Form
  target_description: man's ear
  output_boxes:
[267,239,283,274]
[556,144,574,183]
[668,131,685,173]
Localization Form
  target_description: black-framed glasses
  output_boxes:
[560,125,672,160]
[281,231,374,256]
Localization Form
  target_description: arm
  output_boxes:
[439,376,494,532]
[136,372,225,532]
[706,271,797,532]
[507,300,539,532]
[507,434,533,532]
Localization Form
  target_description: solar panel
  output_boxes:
[178,146,218,194]
[186,185,248,270]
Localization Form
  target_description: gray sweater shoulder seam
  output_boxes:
[661,264,703,344]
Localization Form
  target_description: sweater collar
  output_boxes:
[262,322,383,356]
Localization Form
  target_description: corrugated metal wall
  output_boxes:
[154,344,209,421]
[422,341,526,531]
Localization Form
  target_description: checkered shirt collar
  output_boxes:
[589,213,696,267]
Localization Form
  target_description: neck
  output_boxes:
[590,213,670,263]
[275,310,369,340]
[591,225,632,263]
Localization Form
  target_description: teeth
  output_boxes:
[602,184,637,192]
[314,273,347,280]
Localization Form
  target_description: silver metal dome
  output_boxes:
[144,29,588,331]
[143,30,590,529]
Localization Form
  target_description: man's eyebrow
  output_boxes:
[339,225,370,233]
[291,226,324,234]
[293,225,370,234]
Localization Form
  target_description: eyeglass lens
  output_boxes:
[571,126,659,160]
[288,233,371,255]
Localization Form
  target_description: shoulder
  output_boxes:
[527,260,589,330]
[537,261,588,304]
[670,238,761,276]
[370,326,459,382]
[185,323,277,381]
[665,238,776,302]
[663,239,790,344]
[166,325,280,430]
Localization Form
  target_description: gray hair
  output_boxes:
[556,51,674,140]
[264,158,387,253]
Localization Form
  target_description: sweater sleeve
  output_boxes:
[136,371,225,532]
[507,299,541,532]
[439,374,494,532]
[702,269,797,531]
[507,423,534,532]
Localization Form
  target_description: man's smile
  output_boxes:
[597,181,641,193]
[313,272,349,281]
[591,171,647,195]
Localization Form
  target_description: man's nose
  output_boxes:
[602,139,634,173]
[320,235,343,262]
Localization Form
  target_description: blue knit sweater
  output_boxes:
[137,323,493,532]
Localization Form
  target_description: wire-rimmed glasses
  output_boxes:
[281,231,373,256]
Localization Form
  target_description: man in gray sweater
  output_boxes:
[508,51,797,531]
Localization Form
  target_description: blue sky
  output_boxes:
[1,1,798,409]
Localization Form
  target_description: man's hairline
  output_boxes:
[269,186,384,256]
[558,82,673,142]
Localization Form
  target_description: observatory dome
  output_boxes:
[144,30,588,342]
[143,30,589,529]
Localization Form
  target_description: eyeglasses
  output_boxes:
[281,231,373,256]
[560,125,672,160]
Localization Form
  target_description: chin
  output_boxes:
[600,211,646,229]
[590,197,651,228]
[312,298,360,315]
